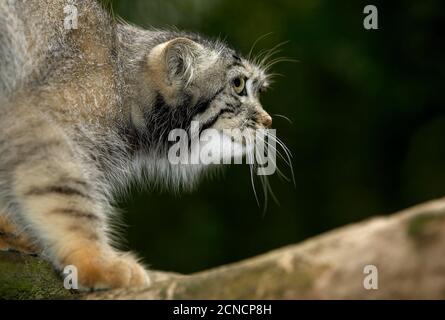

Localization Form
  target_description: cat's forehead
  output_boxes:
[226,54,268,86]
[242,60,269,90]
[244,60,267,82]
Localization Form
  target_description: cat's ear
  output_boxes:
[148,37,203,88]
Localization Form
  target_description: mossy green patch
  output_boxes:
[407,213,445,246]
[0,251,77,299]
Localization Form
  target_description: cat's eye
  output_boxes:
[232,77,246,95]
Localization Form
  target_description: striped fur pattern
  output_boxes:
[0,0,273,290]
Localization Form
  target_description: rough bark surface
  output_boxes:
[1,197,445,299]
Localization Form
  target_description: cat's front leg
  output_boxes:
[9,138,150,290]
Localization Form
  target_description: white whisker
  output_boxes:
[273,114,293,124]
[262,134,296,187]
[248,32,273,61]
[247,146,260,206]
[256,135,291,181]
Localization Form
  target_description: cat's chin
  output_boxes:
[149,131,256,190]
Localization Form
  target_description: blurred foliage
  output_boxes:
[109,0,445,273]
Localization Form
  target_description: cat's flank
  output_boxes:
[0,0,274,290]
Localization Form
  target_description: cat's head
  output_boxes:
[143,35,274,162]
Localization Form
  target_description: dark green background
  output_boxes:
[109,0,444,273]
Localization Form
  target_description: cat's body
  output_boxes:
[0,0,273,289]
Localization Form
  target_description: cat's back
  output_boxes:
[0,0,115,97]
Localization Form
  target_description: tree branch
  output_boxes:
[2,197,445,299]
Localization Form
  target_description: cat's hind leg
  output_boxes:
[0,214,38,254]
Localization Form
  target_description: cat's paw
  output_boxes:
[62,247,151,290]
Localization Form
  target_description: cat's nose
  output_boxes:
[259,112,272,128]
